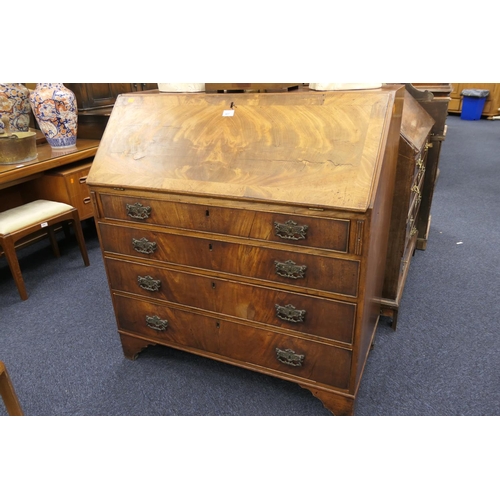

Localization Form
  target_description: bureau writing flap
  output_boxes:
[88,87,402,212]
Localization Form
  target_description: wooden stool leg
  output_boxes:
[47,226,61,258]
[62,221,71,240]
[69,211,90,267]
[0,361,24,416]
[1,236,28,300]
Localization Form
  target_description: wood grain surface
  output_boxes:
[89,90,396,211]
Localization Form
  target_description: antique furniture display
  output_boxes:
[380,90,434,328]
[87,86,405,415]
[448,83,500,118]
[0,139,99,214]
[0,139,99,268]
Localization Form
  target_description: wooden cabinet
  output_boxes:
[380,90,434,328]
[65,83,158,111]
[27,161,94,220]
[449,83,500,117]
[87,86,405,415]
[64,84,159,140]
[406,84,451,250]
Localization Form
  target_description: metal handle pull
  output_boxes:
[83,197,91,204]
[276,347,305,367]
[275,303,306,323]
[274,259,307,279]
[146,315,168,331]
[126,202,151,220]
[137,275,161,292]
[274,220,308,241]
[79,176,88,184]
[132,237,157,254]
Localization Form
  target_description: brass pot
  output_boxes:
[0,130,37,164]
[0,115,37,164]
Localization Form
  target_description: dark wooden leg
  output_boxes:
[62,221,71,240]
[380,306,398,330]
[1,236,28,300]
[0,361,24,416]
[69,211,90,267]
[47,226,61,258]
[120,333,156,360]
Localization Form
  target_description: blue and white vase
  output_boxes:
[0,83,31,133]
[29,83,78,148]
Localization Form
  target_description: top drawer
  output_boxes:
[98,194,351,253]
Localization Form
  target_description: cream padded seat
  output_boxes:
[0,199,90,300]
[0,200,74,234]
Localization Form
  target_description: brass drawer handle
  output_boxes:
[274,220,308,241]
[276,347,305,367]
[146,315,168,331]
[275,303,306,323]
[137,275,161,292]
[126,202,152,220]
[274,259,307,279]
[132,237,157,254]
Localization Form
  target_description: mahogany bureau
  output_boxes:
[87,86,404,415]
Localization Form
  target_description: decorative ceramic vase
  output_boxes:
[29,83,78,148]
[0,83,31,133]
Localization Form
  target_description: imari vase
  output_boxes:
[0,83,31,133]
[29,83,78,148]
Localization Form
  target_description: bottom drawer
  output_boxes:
[113,294,352,390]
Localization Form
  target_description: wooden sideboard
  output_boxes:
[0,139,99,217]
[87,86,404,415]
[448,83,500,117]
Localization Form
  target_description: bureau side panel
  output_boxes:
[353,86,405,390]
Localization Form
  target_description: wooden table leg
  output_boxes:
[0,361,24,416]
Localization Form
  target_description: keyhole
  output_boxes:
[206,209,210,216]
[209,243,213,251]
[212,282,216,289]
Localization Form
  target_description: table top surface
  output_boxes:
[0,139,100,189]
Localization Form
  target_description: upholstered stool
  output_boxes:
[0,200,90,300]
[0,360,23,416]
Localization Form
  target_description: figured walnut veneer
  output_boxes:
[88,87,405,415]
